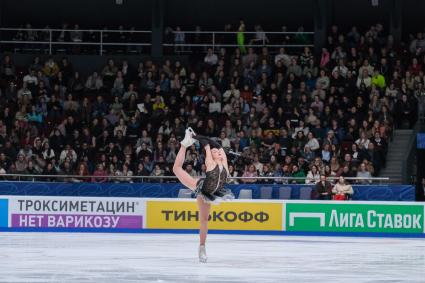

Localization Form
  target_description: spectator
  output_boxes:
[291,164,305,184]
[204,48,218,66]
[72,162,90,182]
[315,175,333,200]
[332,176,354,200]
[371,69,386,90]
[174,26,185,52]
[356,162,372,184]
[85,71,104,91]
[91,164,108,183]
[306,165,321,184]
[0,24,415,184]
[242,164,258,183]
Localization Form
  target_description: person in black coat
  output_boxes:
[315,175,333,200]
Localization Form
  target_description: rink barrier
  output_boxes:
[0,182,415,201]
[1,196,425,238]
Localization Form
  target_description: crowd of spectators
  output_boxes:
[0,23,423,185]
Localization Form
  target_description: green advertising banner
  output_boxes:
[286,203,424,234]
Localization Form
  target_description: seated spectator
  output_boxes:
[355,131,370,149]
[321,144,332,163]
[301,146,315,163]
[306,165,321,184]
[85,71,103,91]
[41,162,57,182]
[332,176,354,200]
[116,163,134,183]
[356,162,372,184]
[72,162,90,183]
[259,163,274,184]
[42,57,60,78]
[371,69,386,90]
[291,164,305,184]
[204,48,218,66]
[323,164,337,180]
[242,164,258,183]
[356,69,372,89]
[315,175,333,200]
[91,164,108,183]
[305,132,320,152]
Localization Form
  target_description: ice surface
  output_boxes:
[0,233,424,283]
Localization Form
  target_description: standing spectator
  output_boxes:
[174,26,185,53]
[0,55,16,82]
[236,19,246,54]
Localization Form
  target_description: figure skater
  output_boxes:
[172,128,233,263]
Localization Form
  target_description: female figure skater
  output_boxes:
[172,128,233,263]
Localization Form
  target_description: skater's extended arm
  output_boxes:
[218,148,229,174]
[204,144,216,170]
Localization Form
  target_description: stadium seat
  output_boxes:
[260,186,273,199]
[299,187,313,200]
[177,188,193,198]
[238,189,253,199]
[279,187,292,199]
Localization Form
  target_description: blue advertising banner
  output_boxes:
[0,182,415,201]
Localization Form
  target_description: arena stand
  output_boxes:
[0,23,422,200]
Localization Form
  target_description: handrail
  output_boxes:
[167,30,314,50]
[0,40,151,46]
[0,27,152,55]
[0,173,389,182]
[0,27,314,55]
[170,31,314,35]
[0,28,312,34]
[0,28,151,33]
[163,43,313,47]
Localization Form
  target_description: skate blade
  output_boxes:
[199,258,207,263]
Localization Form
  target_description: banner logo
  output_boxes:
[286,203,424,233]
[147,201,283,231]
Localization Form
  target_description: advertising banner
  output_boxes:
[286,202,424,234]
[146,200,283,231]
[0,196,424,237]
[8,196,144,230]
[0,199,8,228]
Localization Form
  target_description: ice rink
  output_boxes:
[1,232,424,283]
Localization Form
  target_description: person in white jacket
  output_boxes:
[305,132,320,152]
[306,165,321,184]
[332,176,354,199]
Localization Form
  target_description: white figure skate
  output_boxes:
[180,127,196,148]
[199,245,207,263]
